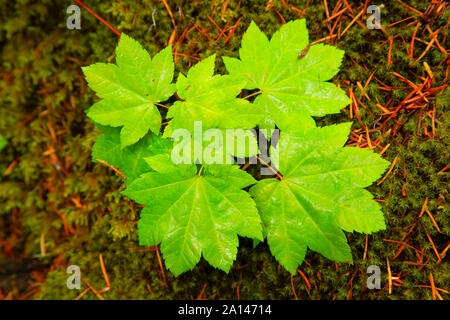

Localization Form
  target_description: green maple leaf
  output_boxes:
[83,34,175,148]
[223,19,351,132]
[92,125,172,182]
[0,135,6,152]
[123,155,262,275]
[164,55,262,159]
[250,123,390,274]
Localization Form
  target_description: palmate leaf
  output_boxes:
[123,155,262,275]
[164,55,262,158]
[92,125,172,182]
[83,34,175,148]
[165,55,263,135]
[250,124,390,274]
[223,19,351,132]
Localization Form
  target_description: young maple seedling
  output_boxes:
[82,19,390,276]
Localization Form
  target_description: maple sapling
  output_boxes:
[82,19,390,276]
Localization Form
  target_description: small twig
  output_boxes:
[73,0,121,37]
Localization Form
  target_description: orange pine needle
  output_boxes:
[74,0,121,37]
[155,246,168,287]
[378,143,390,156]
[40,232,46,257]
[357,81,370,100]
[387,37,394,68]
[196,283,207,300]
[95,159,127,180]
[223,18,241,45]
[365,125,372,149]
[81,277,105,300]
[161,0,176,27]
[168,29,176,46]
[99,254,111,288]
[424,227,441,262]
[340,8,365,38]
[376,103,391,114]
[4,160,17,176]
[256,155,283,180]
[221,0,229,19]
[386,257,392,294]
[425,209,441,233]
[74,288,91,300]
[297,268,311,294]
[364,70,376,89]
[416,285,450,294]
[423,62,434,80]
[410,22,420,61]
[55,210,72,236]
[377,154,398,185]
[415,28,440,64]
[388,16,415,27]
[396,0,422,15]
[207,15,223,34]
[383,239,424,256]
[363,235,368,260]
[439,243,450,261]
[310,34,337,45]
[430,273,436,300]
[418,197,428,217]
[291,275,298,300]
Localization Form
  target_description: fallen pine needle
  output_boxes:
[74,287,90,300]
[418,197,428,218]
[383,239,424,256]
[387,257,392,294]
[196,283,207,300]
[340,8,365,38]
[425,209,441,233]
[74,0,121,37]
[155,246,168,287]
[297,268,311,294]
[423,227,441,262]
[430,273,436,300]
[99,254,111,288]
[378,143,390,156]
[96,159,127,180]
[377,154,398,185]
[291,275,298,300]
[40,232,46,257]
[81,277,105,300]
[363,235,368,260]
[161,0,176,27]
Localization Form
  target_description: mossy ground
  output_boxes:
[0,0,448,300]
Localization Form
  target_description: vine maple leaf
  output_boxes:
[83,34,175,148]
[92,125,172,182]
[223,19,351,132]
[164,54,262,136]
[250,123,390,274]
[123,155,262,275]
[164,54,263,160]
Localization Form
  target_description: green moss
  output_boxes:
[0,0,448,300]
